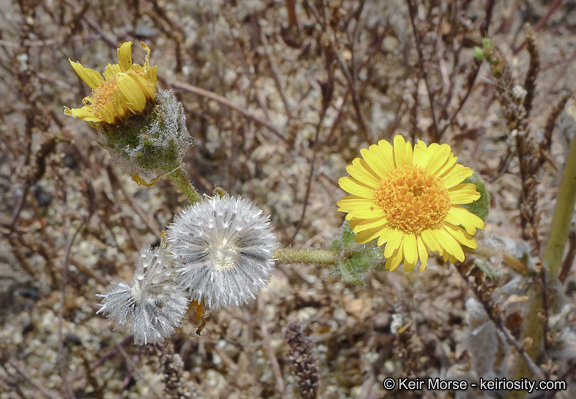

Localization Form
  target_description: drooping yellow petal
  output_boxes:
[66,41,157,125]
[116,73,147,112]
[355,227,385,244]
[117,42,133,71]
[64,106,102,122]
[416,235,429,272]
[104,63,122,80]
[402,234,418,265]
[385,241,404,271]
[384,228,404,258]
[69,60,104,89]
[141,41,151,66]
[403,259,417,272]
[129,71,155,99]
[146,65,158,88]
[376,226,395,246]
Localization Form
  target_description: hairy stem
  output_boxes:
[276,248,336,265]
[167,167,201,204]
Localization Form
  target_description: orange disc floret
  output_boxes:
[375,165,451,235]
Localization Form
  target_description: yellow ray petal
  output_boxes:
[414,142,437,169]
[100,101,117,123]
[384,228,404,258]
[69,60,104,90]
[360,146,387,178]
[445,206,484,235]
[434,228,465,262]
[443,223,478,249]
[375,139,396,173]
[385,241,404,271]
[402,234,418,265]
[416,235,429,272]
[348,218,362,230]
[393,135,411,167]
[116,74,147,112]
[435,154,458,177]
[424,143,451,175]
[347,206,386,220]
[403,259,417,272]
[376,226,395,246]
[413,140,428,166]
[347,160,380,188]
[64,106,101,122]
[146,65,158,87]
[443,252,459,263]
[420,229,443,254]
[117,42,133,71]
[352,216,388,233]
[337,196,375,211]
[448,183,481,204]
[339,176,375,199]
[355,226,385,244]
[104,63,122,80]
[141,41,152,67]
[440,164,473,188]
[129,71,155,99]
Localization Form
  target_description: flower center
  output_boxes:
[209,237,240,271]
[375,165,451,234]
[91,79,118,114]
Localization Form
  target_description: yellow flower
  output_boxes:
[337,135,485,272]
[65,42,158,124]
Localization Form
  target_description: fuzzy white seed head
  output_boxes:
[97,244,189,345]
[167,196,278,309]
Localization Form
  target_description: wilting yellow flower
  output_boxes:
[337,135,485,272]
[65,42,157,124]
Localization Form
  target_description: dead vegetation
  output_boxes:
[2,0,576,398]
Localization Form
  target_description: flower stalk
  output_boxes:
[165,167,201,204]
[275,249,336,265]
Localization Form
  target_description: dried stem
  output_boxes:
[455,265,545,380]
[406,0,440,141]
